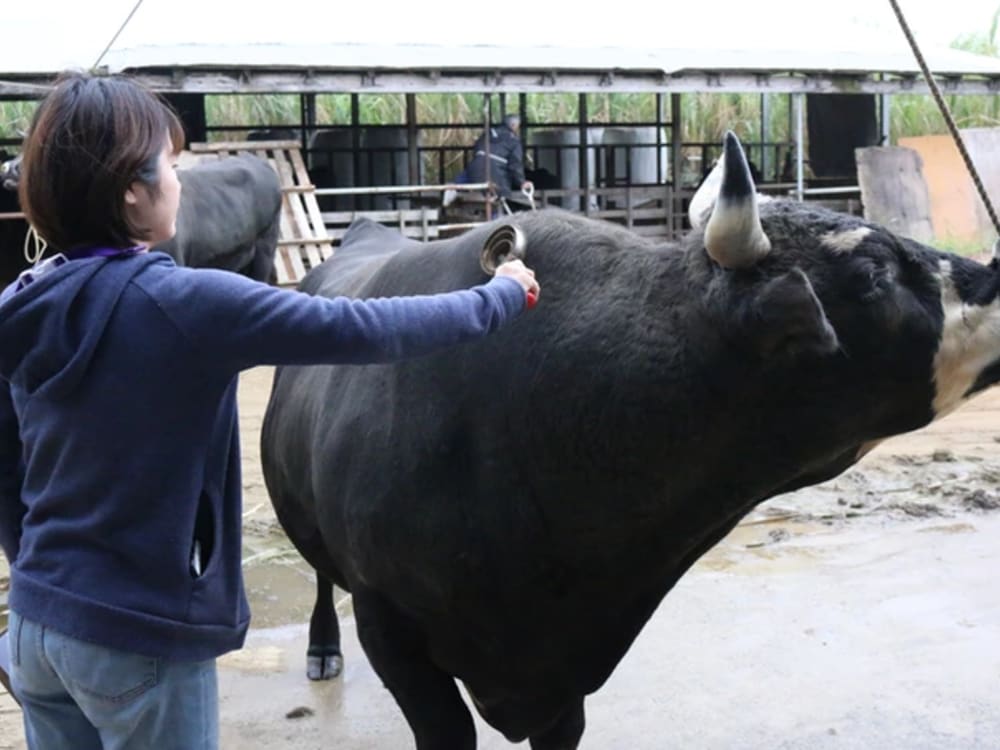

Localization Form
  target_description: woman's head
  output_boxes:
[18,71,185,252]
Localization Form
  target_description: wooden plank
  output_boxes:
[277,149,331,267]
[961,128,1000,245]
[280,245,307,282]
[322,209,439,225]
[320,208,442,247]
[288,238,323,269]
[274,246,302,286]
[185,139,333,286]
[902,128,1000,247]
[899,135,980,245]
[273,150,312,244]
[288,148,330,244]
[278,188,298,240]
[626,224,672,237]
[189,139,300,152]
[326,226,439,241]
[589,207,668,221]
[286,148,313,189]
[274,251,293,286]
[856,146,934,243]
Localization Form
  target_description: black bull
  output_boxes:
[0,153,280,287]
[261,134,1000,748]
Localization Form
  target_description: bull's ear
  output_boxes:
[746,268,840,359]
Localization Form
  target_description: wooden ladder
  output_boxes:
[188,139,334,286]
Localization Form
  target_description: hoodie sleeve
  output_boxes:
[149,267,527,374]
[0,378,24,564]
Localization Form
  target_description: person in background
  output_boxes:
[447,114,533,205]
[0,71,539,750]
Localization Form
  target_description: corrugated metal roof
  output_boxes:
[90,41,1000,78]
[4,1,1000,86]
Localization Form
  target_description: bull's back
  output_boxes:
[261,219,493,567]
[262,211,666,556]
[297,217,488,299]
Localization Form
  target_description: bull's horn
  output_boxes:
[480,224,526,275]
[703,131,771,269]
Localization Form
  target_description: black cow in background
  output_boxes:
[157,154,281,284]
[0,151,28,289]
[524,167,560,190]
[261,131,1000,749]
[1,152,21,191]
[0,152,281,287]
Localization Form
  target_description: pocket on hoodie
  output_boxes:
[189,486,220,579]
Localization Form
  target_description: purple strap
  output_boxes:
[10,245,147,294]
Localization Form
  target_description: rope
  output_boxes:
[22,225,47,266]
[92,0,146,71]
[887,0,1000,248]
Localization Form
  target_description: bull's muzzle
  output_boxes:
[480,224,526,275]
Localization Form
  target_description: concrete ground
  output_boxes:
[3,367,1000,748]
[217,513,1000,749]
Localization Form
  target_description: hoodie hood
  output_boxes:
[0,253,168,400]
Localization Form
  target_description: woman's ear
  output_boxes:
[124,184,139,206]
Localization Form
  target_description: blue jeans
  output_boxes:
[8,610,218,750]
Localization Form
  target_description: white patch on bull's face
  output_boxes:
[932,259,1000,417]
[821,227,872,254]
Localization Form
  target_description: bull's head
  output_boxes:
[687,131,1000,437]
[687,132,839,361]
[0,154,21,192]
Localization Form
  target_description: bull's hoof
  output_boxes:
[307,653,343,680]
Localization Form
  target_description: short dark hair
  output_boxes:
[18,71,185,252]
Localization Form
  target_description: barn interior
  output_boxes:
[3,3,1000,261]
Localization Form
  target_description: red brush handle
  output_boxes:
[526,290,538,310]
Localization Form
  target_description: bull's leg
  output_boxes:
[529,700,585,750]
[246,234,277,285]
[354,588,476,750]
[307,573,343,680]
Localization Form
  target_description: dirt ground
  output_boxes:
[3,366,1000,748]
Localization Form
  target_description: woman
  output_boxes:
[0,71,539,749]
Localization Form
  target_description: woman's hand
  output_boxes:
[495,259,540,308]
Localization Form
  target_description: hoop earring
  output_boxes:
[23,224,48,266]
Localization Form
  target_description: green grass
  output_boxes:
[0,101,37,144]
[934,235,997,257]
[8,87,994,154]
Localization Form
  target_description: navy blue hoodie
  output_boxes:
[0,251,525,660]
